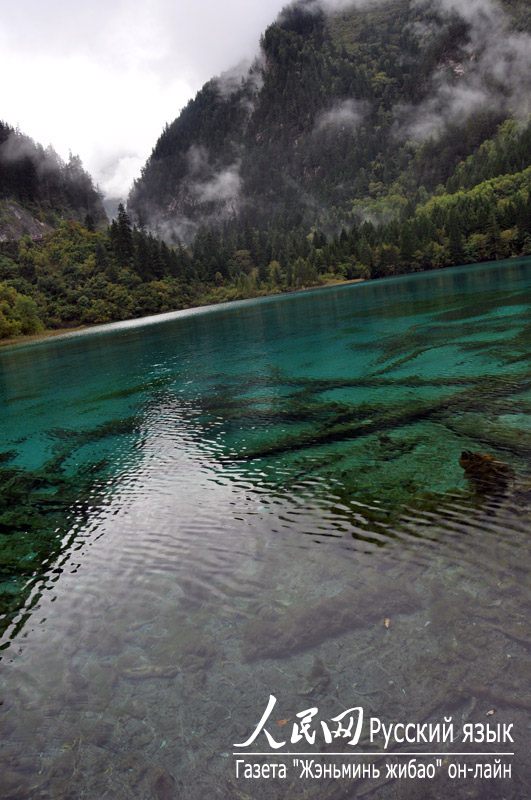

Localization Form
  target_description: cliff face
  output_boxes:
[0,200,53,243]
[128,0,531,244]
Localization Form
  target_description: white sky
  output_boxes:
[0,1,287,200]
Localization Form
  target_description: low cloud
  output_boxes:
[142,147,243,243]
[321,0,374,9]
[193,163,242,205]
[1,129,74,180]
[98,153,145,200]
[400,0,531,141]
[186,145,209,176]
[400,79,492,141]
[315,99,368,132]
[213,60,254,98]
[1,0,290,203]
[150,213,199,245]
[213,54,265,99]
[185,145,242,207]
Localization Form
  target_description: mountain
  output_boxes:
[128,0,531,281]
[0,121,107,241]
[0,125,190,339]
[2,0,531,343]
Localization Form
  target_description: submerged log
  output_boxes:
[234,377,531,462]
[242,585,417,662]
[122,665,180,680]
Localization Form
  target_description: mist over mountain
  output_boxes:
[129,0,531,246]
[0,121,106,240]
[1,0,531,342]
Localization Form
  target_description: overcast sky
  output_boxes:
[1,1,287,200]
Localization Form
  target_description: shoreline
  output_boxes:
[0,277,365,349]
[2,253,530,351]
[0,325,89,349]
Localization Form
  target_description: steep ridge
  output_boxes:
[129,0,531,249]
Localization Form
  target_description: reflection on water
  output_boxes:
[0,258,530,798]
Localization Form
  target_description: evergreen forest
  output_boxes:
[1,0,531,340]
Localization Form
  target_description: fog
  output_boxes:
[0,0,287,202]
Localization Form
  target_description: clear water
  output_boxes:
[0,258,530,798]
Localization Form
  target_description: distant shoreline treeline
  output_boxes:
[1,161,530,342]
[2,0,531,341]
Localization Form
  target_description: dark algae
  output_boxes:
[0,415,143,640]
[460,450,515,495]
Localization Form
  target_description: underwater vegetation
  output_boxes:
[0,264,529,799]
[0,416,144,642]
[1,261,530,658]
[3,332,530,643]
[186,364,531,482]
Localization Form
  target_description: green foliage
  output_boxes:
[0,283,42,337]
[125,0,531,297]
[129,0,488,232]
[1,159,531,343]
[2,0,531,341]
[125,0,531,293]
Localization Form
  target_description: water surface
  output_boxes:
[0,259,530,798]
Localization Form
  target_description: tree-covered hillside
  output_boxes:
[3,121,530,342]
[2,0,531,342]
[0,205,291,339]
[129,0,531,240]
[0,121,106,237]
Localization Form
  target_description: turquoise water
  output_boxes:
[0,259,530,798]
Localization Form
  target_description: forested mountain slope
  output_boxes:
[0,121,106,240]
[2,0,531,342]
[130,0,531,238]
[0,123,190,339]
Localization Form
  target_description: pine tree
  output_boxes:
[113,204,134,265]
[448,210,465,265]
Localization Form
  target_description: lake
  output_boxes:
[0,258,530,799]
